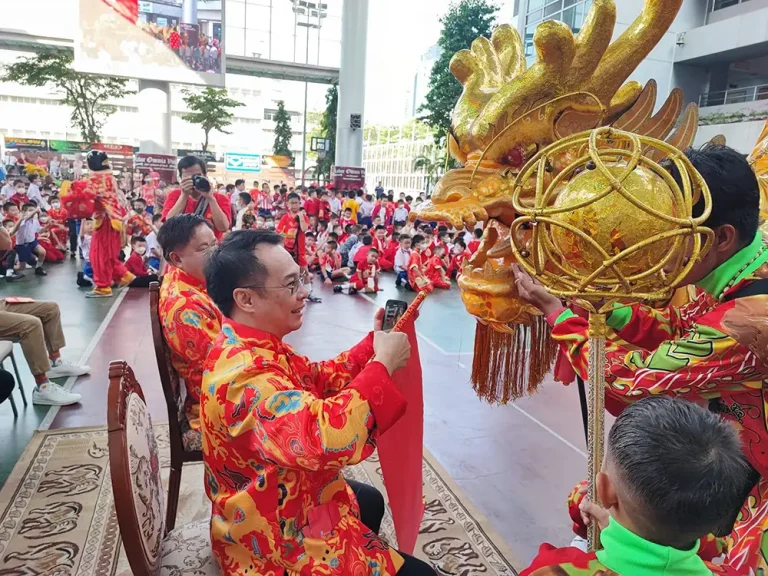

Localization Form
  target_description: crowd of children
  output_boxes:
[0,171,482,296]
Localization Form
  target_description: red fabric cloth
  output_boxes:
[37,237,64,262]
[90,222,129,289]
[161,189,231,240]
[101,0,139,23]
[349,262,378,291]
[377,315,424,554]
[467,239,481,255]
[125,252,149,277]
[353,245,371,267]
[9,193,29,208]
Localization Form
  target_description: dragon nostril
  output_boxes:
[446,193,463,202]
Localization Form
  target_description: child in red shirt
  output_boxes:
[424,245,450,290]
[277,192,310,267]
[8,180,28,208]
[339,207,355,231]
[468,228,483,254]
[319,241,350,284]
[348,248,380,293]
[317,190,332,223]
[125,198,153,238]
[370,225,393,270]
[125,235,159,288]
[303,188,319,220]
[447,239,471,279]
[36,212,66,262]
[407,234,433,293]
[305,232,319,270]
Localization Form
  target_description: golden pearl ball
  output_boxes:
[550,163,677,279]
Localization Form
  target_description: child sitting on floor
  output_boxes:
[36,212,66,263]
[10,203,47,276]
[305,232,319,271]
[124,235,160,288]
[339,207,355,230]
[351,234,373,270]
[407,234,433,293]
[145,214,163,273]
[319,241,350,285]
[448,239,470,279]
[343,247,380,294]
[424,244,450,289]
[468,228,483,254]
[520,396,752,576]
[394,234,412,289]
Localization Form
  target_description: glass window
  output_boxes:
[228,0,246,23]
[561,6,575,28]
[526,9,543,24]
[227,26,246,57]
[246,4,271,32]
[544,1,563,18]
[528,0,545,11]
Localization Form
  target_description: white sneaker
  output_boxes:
[32,381,82,406]
[48,360,91,379]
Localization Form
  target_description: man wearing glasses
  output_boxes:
[201,229,435,576]
[157,214,222,436]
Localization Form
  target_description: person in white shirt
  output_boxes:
[329,191,342,216]
[49,156,61,178]
[393,235,412,288]
[393,200,409,226]
[234,191,255,230]
[8,203,47,275]
[359,193,375,227]
[73,156,83,180]
[26,174,48,210]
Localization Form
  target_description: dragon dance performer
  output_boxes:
[200,230,435,576]
[515,144,768,571]
[85,151,135,298]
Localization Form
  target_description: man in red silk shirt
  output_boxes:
[201,229,436,576]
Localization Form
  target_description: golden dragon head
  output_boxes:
[412,0,702,403]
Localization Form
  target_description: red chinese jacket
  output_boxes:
[200,319,407,575]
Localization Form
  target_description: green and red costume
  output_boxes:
[547,232,768,573]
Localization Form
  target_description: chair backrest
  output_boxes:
[108,360,166,576]
[149,282,184,438]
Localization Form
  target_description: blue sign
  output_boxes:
[225,153,262,173]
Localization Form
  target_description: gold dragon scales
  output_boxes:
[412,0,704,403]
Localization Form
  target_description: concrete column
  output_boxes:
[138,80,172,154]
[182,0,198,24]
[335,0,369,167]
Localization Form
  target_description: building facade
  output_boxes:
[515,0,768,152]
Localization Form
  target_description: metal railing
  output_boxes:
[699,84,768,107]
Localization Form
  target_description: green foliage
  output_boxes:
[182,87,244,152]
[1,51,132,144]
[419,0,498,146]
[315,85,338,180]
[698,109,768,126]
[413,153,446,195]
[272,100,294,158]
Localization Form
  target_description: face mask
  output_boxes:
[39,217,49,224]
[135,246,146,255]
[135,207,144,213]
[51,202,60,209]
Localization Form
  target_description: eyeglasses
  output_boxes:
[242,270,309,296]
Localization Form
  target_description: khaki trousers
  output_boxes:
[0,300,66,376]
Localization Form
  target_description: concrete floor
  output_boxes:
[0,261,592,566]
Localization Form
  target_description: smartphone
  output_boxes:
[382,299,408,332]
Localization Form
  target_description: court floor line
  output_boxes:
[38,287,129,431]
[360,292,588,460]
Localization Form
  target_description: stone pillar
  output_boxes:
[138,80,172,154]
[182,0,198,24]
[335,0,369,167]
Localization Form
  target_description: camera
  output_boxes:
[192,174,211,193]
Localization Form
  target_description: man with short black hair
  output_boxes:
[515,144,768,571]
[157,214,221,432]
[201,229,433,576]
[162,156,231,238]
[521,397,751,575]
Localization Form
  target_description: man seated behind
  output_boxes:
[201,229,435,576]
[521,397,751,575]
[157,214,222,433]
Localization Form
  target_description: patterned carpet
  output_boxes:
[0,425,520,575]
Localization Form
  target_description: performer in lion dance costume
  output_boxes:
[62,150,134,297]
[411,0,768,572]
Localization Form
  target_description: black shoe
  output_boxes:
[395,281,401,288]
[307,295,322,303]
[35,267,47,276]
[333,286,343,294]
[70,253,77,260]
[5,272,22,282]
[404,283,414,292]
[348,287,357,295]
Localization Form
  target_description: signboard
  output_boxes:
[177,149,217,163]
[135,153,177,184]
[332,166,366,190]
[48,140,91,154]
[4,137,48,151]
[225,153,261,173]
[92,143,135,156]
[75,0,225,87]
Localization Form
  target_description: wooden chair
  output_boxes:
[107,360,218,576]
[148,281,202,532]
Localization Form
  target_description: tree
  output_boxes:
[272,100,293,158]
[413,153,445,196]
[315,85,338,180]
[419,0,498,146]
[181,87,244,152]
[1,51,131,144]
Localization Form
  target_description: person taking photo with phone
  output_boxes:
[201,229,435,576]
[162,155,231,238]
